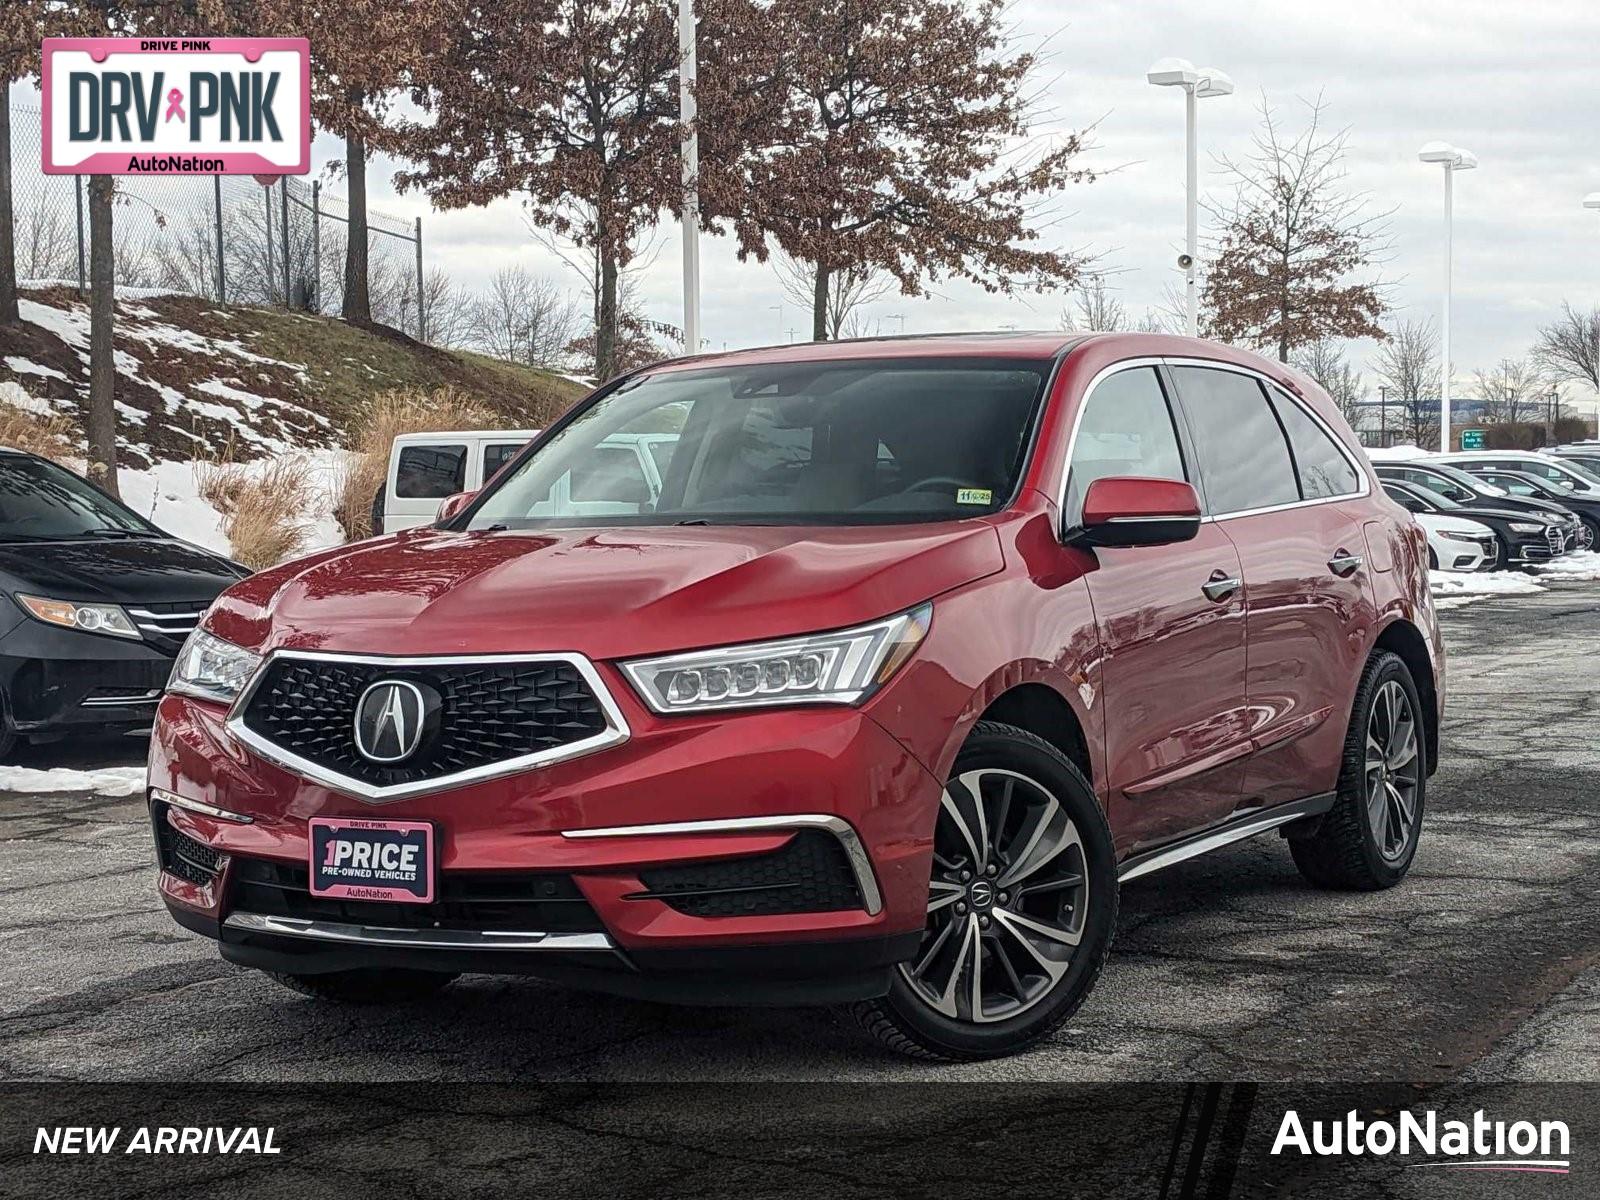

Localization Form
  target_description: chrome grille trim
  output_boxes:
[223,911,616,952]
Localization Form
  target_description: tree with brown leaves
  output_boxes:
[398,0,682,380]
[262,0,447,325]
[700,0,1093,342]
[1203,96,1390,362]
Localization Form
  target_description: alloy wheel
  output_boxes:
[901,768,1090,1023]
[1365,680,1421,862]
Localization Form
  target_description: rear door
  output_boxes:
[1066,365,1250,848]
[386,440,469,531]
[1169,365,1375,811]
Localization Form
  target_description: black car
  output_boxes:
[1373,461,1586,552]
[1453,466,1600,549]
[1381,480,1568,568]
[0,449,246,758]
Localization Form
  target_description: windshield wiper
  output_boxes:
[81,527,164,539]
[674,518,713,526]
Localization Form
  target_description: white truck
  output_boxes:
[377,430,678,532]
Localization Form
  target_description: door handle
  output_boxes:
[1328,550,1363,577]
[1202,570,1241,602]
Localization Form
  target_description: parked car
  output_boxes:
[1378,480,1560,570]
[1433,450,1600,502]
[151,333,1444,1060]
[1450,466,1600,550]
[375,430,540,534]
[1372,461,1586,553]
[1377,488,1498,571]
[0,449,246,759]
[1548,443,1600,478]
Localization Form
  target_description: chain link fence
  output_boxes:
[8,104,426,337]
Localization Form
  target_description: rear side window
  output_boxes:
[483,442,525,481]
[1384,484,1429,513]
[1268,390,1360,499]
[1172,367,1298,514]
[396,444,467,499]
[1065,368,1187,517]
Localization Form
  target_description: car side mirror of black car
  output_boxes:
[1071,476,1203,548]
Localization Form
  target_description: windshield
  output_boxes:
[0,454,159,541]
[1550,458,1600,488]
[468,357,1051,529]
[1429,462,1507,497]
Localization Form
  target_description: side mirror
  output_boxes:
[436,490,478,522]
[1076,476,1201,548]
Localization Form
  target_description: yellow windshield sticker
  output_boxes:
[957,488,993,506]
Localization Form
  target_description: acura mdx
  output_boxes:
[151,333,1444,1060]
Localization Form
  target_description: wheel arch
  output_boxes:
[1373,618,1439,776]
[976,682,1093,790]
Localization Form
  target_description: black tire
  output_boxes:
[1427,546,1439,571]
[850,721,1118,1061]
[1290,651,1426,891]
[1581,517,1599,552]
[1491,534,1514,571]
[268,968,457,1005]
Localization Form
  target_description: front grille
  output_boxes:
[1547,527,1565,556]
[238,657,609,789]
[155,811,223,886]
[128,601,207,652]
[633,830,864,917]
[229,856,605,932]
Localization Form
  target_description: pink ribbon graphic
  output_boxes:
[164,88,185,123]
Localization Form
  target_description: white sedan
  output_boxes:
[1413,511,1499,572]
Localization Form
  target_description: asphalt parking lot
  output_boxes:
[2,584,1597,1083]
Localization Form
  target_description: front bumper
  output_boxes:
[150,683,942,1003]
[0,619,173,739]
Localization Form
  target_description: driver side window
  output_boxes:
[1066,368,1188,519]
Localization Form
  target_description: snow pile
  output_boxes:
[1430,570,1545,609]
[1533,550,1600,581]
[0,765,146,796]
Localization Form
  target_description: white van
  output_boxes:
[378,430,539,534]
[377,430,679,532]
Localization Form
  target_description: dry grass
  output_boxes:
[333,386,499,541]
[196,449,316,569]
[0,397,76,463]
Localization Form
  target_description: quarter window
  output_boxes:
[1171,367,1298,513]
[1268,389,1360,499]
[1065,368,1187,517]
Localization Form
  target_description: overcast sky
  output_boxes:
[13,0,1600,395]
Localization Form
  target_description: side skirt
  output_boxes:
[1117,792,1337,883]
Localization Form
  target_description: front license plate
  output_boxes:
[308,817,434,904]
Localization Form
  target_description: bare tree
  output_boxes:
[1532,302,1600,393]
[469,266,580,369]
[418,269,473,348]
[1203,95,1391,361]
[1063,276,1127,332]
[1372,318,1439,448]
[1292,339,1364,429]
[15,204,75,282]
[1473,358,1546,426]
[773,251,893,341]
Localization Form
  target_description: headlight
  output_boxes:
[1509,522,1546,533]
[1438,527,1486,540]
[623,603,932,714]
[168,629,262,704]
[16,594,140,640]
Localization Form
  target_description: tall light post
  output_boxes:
[1584,193,1600,421]
[1146,57,1234,337]
[678,0,701,355]
[1419,142,1477,451]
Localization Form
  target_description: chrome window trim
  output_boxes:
[1054,355,1370,531]
[561,813,884,916]
[223,911,616,952]
[225,650,631,804]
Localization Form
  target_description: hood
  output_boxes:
[1453,505,1560,526]
[0,537,242,605]
[1468,492,1568,518]
[215,523,1006,661]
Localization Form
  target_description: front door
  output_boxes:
[1064,365,1250,852]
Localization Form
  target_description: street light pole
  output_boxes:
[1147,58,1234,338]
[1419,142,1477,452]
[678,0,701,356]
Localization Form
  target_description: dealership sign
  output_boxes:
[41,37,310,175]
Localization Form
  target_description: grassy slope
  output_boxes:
[0,288,588,467]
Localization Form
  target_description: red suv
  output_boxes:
[151,333,1443,1059]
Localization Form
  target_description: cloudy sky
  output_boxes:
[13,0,1600,396]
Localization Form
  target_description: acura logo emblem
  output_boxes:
[353,680,439,764]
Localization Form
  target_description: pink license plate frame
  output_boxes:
[308,817,435,905]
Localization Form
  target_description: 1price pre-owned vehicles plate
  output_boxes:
[150,332,1444,1060]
